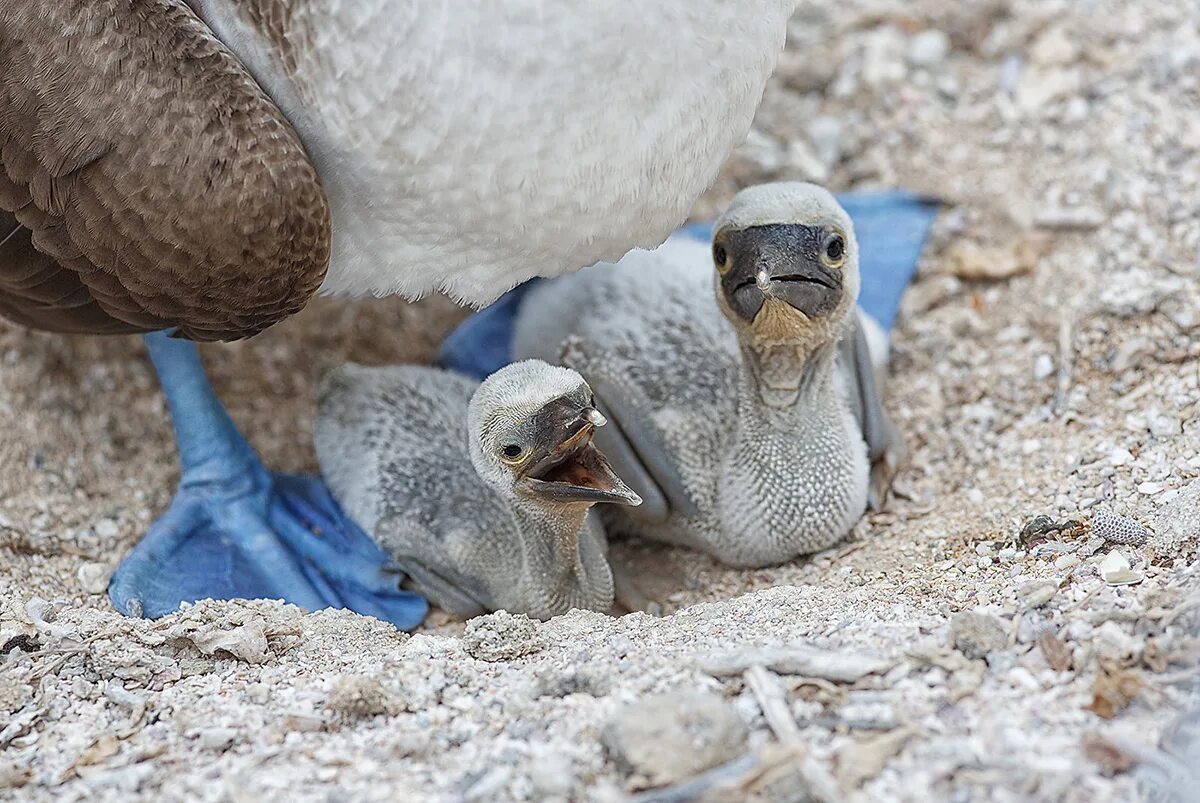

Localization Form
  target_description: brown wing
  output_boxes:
[0,0,331,341]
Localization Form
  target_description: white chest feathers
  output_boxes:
[193,0,794,305]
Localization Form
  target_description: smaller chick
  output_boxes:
[314,360,640,621]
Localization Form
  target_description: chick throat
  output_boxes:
[742,297,841,409]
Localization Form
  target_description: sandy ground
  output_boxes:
[3,0,1200,800]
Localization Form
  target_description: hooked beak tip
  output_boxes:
[755,269,772,293]
[585,408,607,428]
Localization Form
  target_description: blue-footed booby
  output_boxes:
[0,1,794,626]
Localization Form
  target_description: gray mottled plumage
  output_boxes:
[513,183,902,568]
[314,360,638,620]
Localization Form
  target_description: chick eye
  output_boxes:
[500,444,525,463]
[713,242,731,274]
[821,231,847,267]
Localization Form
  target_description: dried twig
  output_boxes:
[745,665,802,746]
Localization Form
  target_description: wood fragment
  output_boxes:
[1036,631,1073,672]
[745,665,802,746]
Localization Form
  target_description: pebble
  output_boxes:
[1017,581,1058,610]
[1033,354,1054,380]
[949,612,1008,659]
[461,612,545,662]
[1149,414,1182,437]
[1091,622,1142,663]
[1054,554,1080,571]
[325,676,395,719]
[908,29,950,67]
[603,690,748,785]
[1108,448,1133,467]
[95,519,119,539]
[1099,551,1142,586]
[1138,482,1164,496]
[1006,667,1040,691]
[196,727,238,751]
[77,562,111,595]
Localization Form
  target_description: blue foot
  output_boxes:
[108,332,427,630]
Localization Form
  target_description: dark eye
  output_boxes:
[713,242,731,274]
[502,444,523,460]
[713,243,728,267]
[823,232,846,265]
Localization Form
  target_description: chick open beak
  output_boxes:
[520,400,641,506]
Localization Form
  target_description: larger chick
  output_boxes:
[315,360,640,620]
[513,183,902,567]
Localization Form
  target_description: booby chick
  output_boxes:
[314,360,641,620]
[513,183,903,567]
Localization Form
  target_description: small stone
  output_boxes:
[949,612,1008,659]
[1138,482,1164,496]
[1017,67,1083,112]
[95,518,120,539]
[1016,581,1058,610]
[1054,554,1080,571]
[1100,551,1143,586]
[77,562,111,595]
[1149,413,1182,437]
[325,675,396,719]
[908,29,950,67]
[603,690,748,785]
[196,727,237,751]
[1033,354,1054,380]
[1091,622,1142,664]
[461,611,545,662]
[1108,448,1133,467]
[861,26,909,88]
[1030,26,1079,67]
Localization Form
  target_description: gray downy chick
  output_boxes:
[512,182,903,568]
[314,359,641,620]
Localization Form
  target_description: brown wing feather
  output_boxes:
[0,0,331,341]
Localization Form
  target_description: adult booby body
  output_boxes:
[513,183,904,567]
[315,360,639,620]
[0,2,793,626]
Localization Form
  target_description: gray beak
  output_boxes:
[520,398,642,506]
[718,223,844,321]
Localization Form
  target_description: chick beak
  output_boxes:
[520,400,642,506]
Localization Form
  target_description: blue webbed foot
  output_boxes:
[108,332,427,631]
